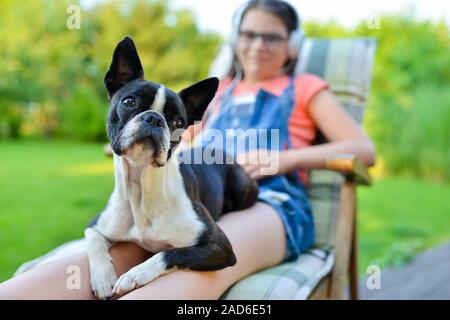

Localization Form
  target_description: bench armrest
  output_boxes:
[325,154,372,186]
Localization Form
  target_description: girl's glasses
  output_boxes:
[238,30,288,48]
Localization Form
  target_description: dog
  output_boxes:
[85,36,259,299]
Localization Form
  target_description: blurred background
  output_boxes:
[0,0,449,290]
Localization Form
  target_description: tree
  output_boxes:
[0,0,221,140]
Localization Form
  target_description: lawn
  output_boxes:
[0,139,114,282]
[0,139,449,282]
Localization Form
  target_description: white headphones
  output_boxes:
[229,0,304,60]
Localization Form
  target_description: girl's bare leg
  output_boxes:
[0,242,153,300]
[119,202,286,300]
[0,202,286,300]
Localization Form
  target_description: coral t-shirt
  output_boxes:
[185,73,329,151]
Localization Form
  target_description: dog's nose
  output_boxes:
[143,113,164,128]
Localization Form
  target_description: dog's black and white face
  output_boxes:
[104,36,218,167]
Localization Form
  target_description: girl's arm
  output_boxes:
[238,90,376,179]
[279,89,376,174]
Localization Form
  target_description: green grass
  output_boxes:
[358,177,450,273]
[0,139,114,281]
[0,139,449,281]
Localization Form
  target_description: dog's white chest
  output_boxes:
[127,224,173,252]
[125,209,201,251]
[95,155,205,252]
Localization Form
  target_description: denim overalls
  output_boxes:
[196,76,315,262]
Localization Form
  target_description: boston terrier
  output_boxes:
[85,36,258,299]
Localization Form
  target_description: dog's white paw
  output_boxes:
[113,264,159,296]
[90,263,118,300]
[113,253,170,296]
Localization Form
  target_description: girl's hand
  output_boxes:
[236,149,285,180]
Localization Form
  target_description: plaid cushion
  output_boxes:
[221,247,334,300]
[224,38,376,299]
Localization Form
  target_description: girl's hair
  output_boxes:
[229,0,300,78]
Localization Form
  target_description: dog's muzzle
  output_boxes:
[119,111,170,166]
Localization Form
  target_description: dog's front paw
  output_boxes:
[112,264,154,296]
[90,263,118,300]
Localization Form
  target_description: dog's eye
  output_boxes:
[173,118,185,128]
[122,97,136,108]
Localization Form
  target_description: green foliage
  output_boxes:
[351,13,450,181]
[0,0,221,141]
[59,85,108,141]
[370,85,450,180]
[304,19,350,37]
[0,2,448,180]
[0,0,86,138]
[306,12,450,181]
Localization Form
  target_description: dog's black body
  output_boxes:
[84,36,258,299]
[167,151,259,271]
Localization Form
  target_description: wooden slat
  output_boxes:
[349,215,359,299]
[309,277,331,300]
[329,181,356,299]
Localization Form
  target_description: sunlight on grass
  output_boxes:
[360,212,384,232]
[368,156,387,179]
[63,162,114,176]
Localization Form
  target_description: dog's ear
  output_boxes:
[178,77,219,126]
[104,36,144,99]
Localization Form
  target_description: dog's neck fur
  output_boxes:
[112,153,183,230]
